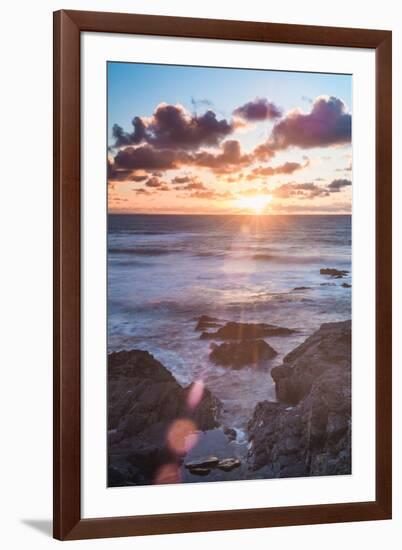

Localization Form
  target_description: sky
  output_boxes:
[107,62,352,215]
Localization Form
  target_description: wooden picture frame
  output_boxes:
[53,9,392,540]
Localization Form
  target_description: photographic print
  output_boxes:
[107,62,352,487]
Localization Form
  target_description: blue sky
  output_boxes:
[108,62,351,146]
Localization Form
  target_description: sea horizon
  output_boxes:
[108,212,352,217]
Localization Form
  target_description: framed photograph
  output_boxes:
[53,10,392,540]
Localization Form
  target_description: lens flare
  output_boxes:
[153,463,181,484]
[186,380,205,410]
[166,419,198,455]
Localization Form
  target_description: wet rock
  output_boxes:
[210,339,277,368]
[195,315,222,331]
[185,455,241,474]
[217,458,241,471]
[247,321,351,478]
[341,282,352,288]
[320,268,349,278]
[183,382,222,428]
[188,467,211,476]
[293,286,311,291]
[108,349,222,486]
[185,456,219,469]
[223,427,237,441]
[201,321,295,340]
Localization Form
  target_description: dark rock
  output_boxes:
[273,321,351,404]
[195,315,222,331]
[320,268,349,278]
[108,465,134,487]
[341,282,352,288]
[185,455,241,474]
[223,427,237,441]
[247,321,351,478]
[108,349,222,486]
[183,383,222,429]
[217,458,241,471]
[293,286,311,291]
[201,321,295,340]
[210,339,277,368]
[188,467,211,476]
[185,456,219,469]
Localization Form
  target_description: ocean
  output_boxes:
[108,214,351,448]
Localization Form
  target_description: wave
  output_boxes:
[109,246,183,256]
[251,253,333,264]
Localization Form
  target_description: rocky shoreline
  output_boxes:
[108,319,351,486]
[247,320,351,477]
[108,349,222,486]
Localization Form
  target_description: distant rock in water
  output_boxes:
[194,315,223,332]
[293,286,311,291]
[200,321,295,340]
[341,282,352,288]
[210,339,277,368]
[320,267,349,278]
[247,321,351,478]
[108,349,222,487]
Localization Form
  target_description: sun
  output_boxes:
[233,194,273,214]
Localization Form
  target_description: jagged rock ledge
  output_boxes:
[210,339,277,368]
[247,321,351,478]
[199,320,296,340]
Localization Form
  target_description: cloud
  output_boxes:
[112,103,233,150]
[182,181,207,191]
[233,97,282,121]
[131,172,149,182]
[112,117,147,147]
[252,141,276,161]
[109,196,128,203]
[268,96,351,150]
[107,159,134,183]
[189,189,233,201]
[272,182,330,199]
[248,159,309,179]
[114,145,188,171]
[327,178,352,192]
[172,175,191,185]
[145,176,168,188]
[112,139,250,178]
[272,202,351,214]
[192,140,251,173]
[135,188,153,196]
[239,187,272,197]
[252,177,351,202]
[335,162,352,172]
[191,97,214,112]
[173,174,207,191]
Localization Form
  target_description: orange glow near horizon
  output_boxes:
[233,194,273,214]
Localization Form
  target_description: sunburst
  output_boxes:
[233,194,273,214]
